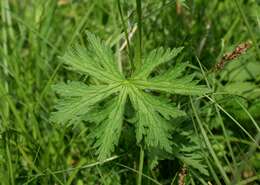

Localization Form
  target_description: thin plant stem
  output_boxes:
[136,2,144,184]
[117,0,133,70]
[135,0,142,69]
[137,146,145,185]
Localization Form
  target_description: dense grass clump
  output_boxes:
[0,0,259,184]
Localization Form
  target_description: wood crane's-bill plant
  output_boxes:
[51,32,209,161]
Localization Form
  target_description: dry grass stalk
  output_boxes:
[178,166,187,185]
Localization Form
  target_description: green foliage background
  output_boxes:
[0,0,259,184]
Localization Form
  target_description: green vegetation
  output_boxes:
[0,0,259,184]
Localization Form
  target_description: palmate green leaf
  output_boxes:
[51,32,210,160]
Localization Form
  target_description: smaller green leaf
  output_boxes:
[177,154,209,176]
